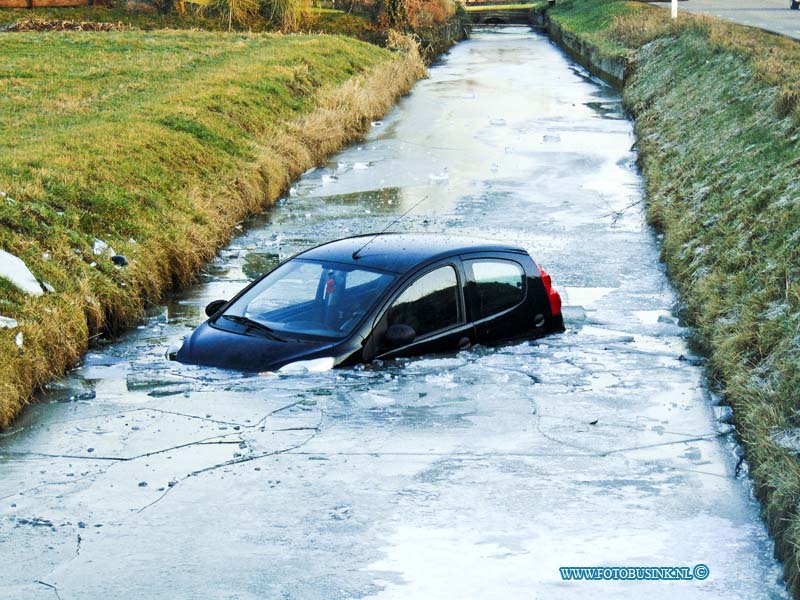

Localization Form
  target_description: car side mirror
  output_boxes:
[384,324,416,348]
[205,299,227,317]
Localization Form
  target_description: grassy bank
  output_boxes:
[0,30,425,425]
[543,0,800,593]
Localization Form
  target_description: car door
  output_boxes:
[373,262,473,360]
[462,255,529,344]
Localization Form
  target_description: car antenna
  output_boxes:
[352,194,429,260]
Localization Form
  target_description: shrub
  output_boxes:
[193,0,261,29]
[262,0,311,31]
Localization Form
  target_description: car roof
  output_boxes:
[297,233,527,274]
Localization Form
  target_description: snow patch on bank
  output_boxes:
[0,249,44,296]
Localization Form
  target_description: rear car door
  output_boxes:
[374,262,473,360]
[463,255,529,344]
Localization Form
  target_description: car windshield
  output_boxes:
[220,259,396,339]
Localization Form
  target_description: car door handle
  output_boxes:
[458,336,471,350]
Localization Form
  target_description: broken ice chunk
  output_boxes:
[0,316,18,329]
[92,239,116,257]
[0,250,44,296]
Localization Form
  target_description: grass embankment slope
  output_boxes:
[544,0,800,592]
[0,31,424,424]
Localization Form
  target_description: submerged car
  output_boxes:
[172,233,564,372]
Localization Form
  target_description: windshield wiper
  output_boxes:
[221,315,287,342]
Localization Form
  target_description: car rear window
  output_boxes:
[465,259,525,319]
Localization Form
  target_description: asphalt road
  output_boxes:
[671,0,800,39]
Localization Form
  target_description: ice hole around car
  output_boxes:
[172,233,564,373]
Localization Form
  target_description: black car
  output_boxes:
[172,233,564,372]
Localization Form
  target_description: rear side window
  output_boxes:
[466,259,525,319]
[387,265,460,338]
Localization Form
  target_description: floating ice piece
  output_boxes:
[362,391,395,407]
[428,168,449,183]
[0,316,18,329]
[93,239,115,257]
[288,186,298,197]
[336,162,348,172]
[563,286,614,307]
[321,174,338,185]
[353,162,369,170]
[278,357,335,374]
[371,120,383,127]
[490,117,507,126]
[15,331,23,349]
[543,134,561,143]
[0,250,44,296]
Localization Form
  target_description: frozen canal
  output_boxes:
[0,28,788,599]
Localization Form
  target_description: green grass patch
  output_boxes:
[542,0,800,594]
[540,0,643,57]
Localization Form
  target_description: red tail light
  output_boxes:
[539,267,562,317]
